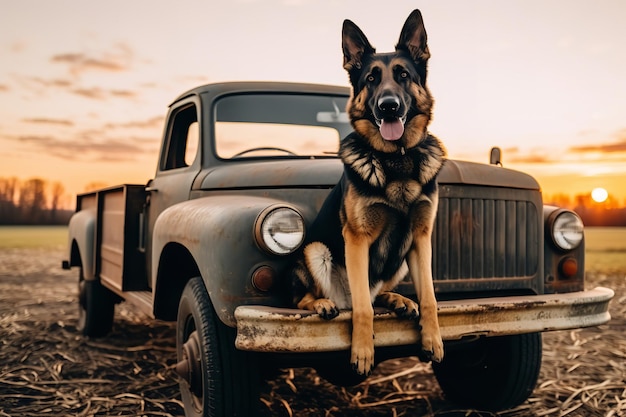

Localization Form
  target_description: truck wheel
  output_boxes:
[432,333,542,411]
[175,277,260,417]
[77,277,115,337]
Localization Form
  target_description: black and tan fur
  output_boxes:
[291,9,445,376]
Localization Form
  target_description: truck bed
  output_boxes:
[76,185,148,292]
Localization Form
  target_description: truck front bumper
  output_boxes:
[234,287,614,353]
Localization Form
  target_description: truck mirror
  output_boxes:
[490,147,502,166]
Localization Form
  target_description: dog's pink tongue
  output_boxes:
[380,119,404,141]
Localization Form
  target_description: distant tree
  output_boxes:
[50,181,65,222]
[0,177,19,224]
[544,193,573,209]
[18,178,48,224]
[0,177,18,203]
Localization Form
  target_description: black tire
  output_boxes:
[77,277,115,337]
[176,277,260,417]
[432,333,542,411]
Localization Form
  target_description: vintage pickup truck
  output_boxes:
[63,82,613,417]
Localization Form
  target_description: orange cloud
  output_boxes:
[51,53,127,72]
[50,43,134,77]
[22,118,74,127]
[104,116,163,129]
[508,154,553,164]
[569,129,626,154]
[13,75,139,101]
[110,89,136,98]
[14,133,156,162]
[21,76,73,89]
[6,111,162,166]
[569,140,626,154]
[71,87,107,100]
[69,87,137,100]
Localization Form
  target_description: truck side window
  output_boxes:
[164,104,199,170]
[185,121,199,166]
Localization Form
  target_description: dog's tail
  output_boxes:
[304,242,334,291]
[291,242,333,304]
[291,241,352,309]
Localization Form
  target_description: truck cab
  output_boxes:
[64,82,613,417]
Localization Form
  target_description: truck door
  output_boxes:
[144,96,201,284]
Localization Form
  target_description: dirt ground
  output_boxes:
[0,247,624,417]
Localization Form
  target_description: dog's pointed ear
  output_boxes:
[342,19,375,71]
[396,9,430,63]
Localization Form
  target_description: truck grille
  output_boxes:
[432,189,540,283]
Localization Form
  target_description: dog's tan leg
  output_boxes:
[407,244,443,362]
[343,228,375,375]
[408,202,444,363]
[297,292,339,320]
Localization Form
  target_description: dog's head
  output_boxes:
[342,9,433,152]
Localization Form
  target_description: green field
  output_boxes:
[584,227,626,273]
[0,226,624,271]
[0,226,69,249]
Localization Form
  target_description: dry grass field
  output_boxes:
[0,227,624,416]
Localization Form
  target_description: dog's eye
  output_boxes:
[400,71,409,79]
[367,75,375,83]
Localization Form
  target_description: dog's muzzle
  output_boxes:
[376,95,406,141]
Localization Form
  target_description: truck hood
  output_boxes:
[197,159,540,190]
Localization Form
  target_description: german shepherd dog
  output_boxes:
[291,9,445,376]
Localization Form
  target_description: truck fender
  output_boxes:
[67,209,97,279]
[151,195,301,326]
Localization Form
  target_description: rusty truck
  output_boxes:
[63,82,614,417]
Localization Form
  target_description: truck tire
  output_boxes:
[176,277,260,417]
[77,277,115,337]
[432,333,542,411]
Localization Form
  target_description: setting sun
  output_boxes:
[591,187,609,203]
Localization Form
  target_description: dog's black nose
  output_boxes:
[378,95,400,114]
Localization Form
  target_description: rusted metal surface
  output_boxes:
[234,287,614,353]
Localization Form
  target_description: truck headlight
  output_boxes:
[550,211,584,251]
[255,206,305,255]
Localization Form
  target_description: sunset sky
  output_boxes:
[2,0,626,209]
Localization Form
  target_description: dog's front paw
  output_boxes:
[419,323,444,363]
[376,292,420,320]
[312,298,339,320]
[391,297,419,321]
[351,340,375,376]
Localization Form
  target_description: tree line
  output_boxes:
[544,193,626,227]
[1,176,624,226]
[0,177,73,225]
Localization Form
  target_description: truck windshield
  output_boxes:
[214,93,351,159]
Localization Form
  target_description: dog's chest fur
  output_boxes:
[340,132,445,212]
[381,158,422,209]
